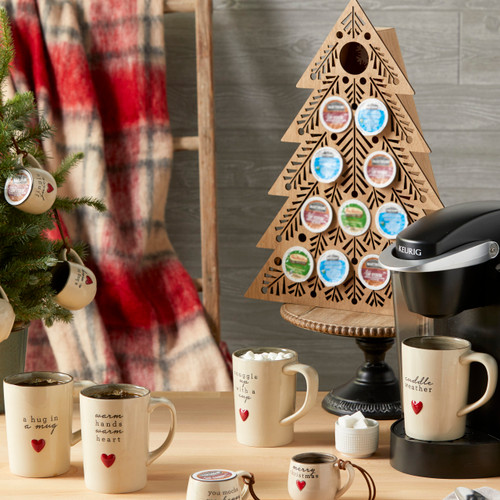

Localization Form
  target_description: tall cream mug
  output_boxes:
[402,336,498,441]
[288,452,355,500]
[232,347,319,447]
[186,469,253,500]
[80,383,177,494]
[3,371,92,477]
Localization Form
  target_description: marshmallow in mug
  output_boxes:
[239,350,294,361]
[337,411,375,429]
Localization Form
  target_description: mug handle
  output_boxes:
[280,363,319,426]
[71,380,96,446]
[457,351,498,417]
[236,470,252,500]
[146,395,177,466]
[335,461,355,499]
[61,248,84,266]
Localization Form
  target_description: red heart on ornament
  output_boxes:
[85,276,93,285]
[296,480,306,491]
[239,408,249,421]
[47,183,54,193]
[411,400,423,414]
[31,439,45,453]
[101,453,115,468]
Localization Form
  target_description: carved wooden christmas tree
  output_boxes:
[246,0,443,316]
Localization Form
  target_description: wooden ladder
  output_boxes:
[163,0,220,343]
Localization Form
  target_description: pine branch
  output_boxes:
[54,196,107,213]
[0,9,14,85]
[53,152,84,186]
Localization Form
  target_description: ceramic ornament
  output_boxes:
[246,0,443,315]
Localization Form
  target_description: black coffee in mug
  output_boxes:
[89,389,141,399]
[16,378,63,387]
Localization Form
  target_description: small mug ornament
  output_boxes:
[51,248,97,310]
[4,154,57,214]
[0,286,15,343]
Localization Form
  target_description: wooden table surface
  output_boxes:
[0,391,499,499]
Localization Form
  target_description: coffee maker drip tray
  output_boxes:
[390,419,500,478]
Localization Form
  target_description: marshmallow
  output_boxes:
[338,411,374,429]
[239,350,294,361]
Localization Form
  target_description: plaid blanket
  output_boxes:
[2,0,232,391]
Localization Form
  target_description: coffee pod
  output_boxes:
[319,96,352,133]
[310,147,343,183]
[317,250,349,287]
[338,199,371,237]
[363,151,397,188]
[355,98,389,136]
[282,246,314,283]
[0,286,15,343]
[357,254,390,291]
[51,248,97,310]
[4,154,57,214]
[300,196,333,233]
[375,202,408,239]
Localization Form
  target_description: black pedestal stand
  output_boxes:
[322,338,401,419]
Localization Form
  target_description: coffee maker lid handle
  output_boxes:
[379,240,499,273]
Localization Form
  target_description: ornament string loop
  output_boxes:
[242,473,261,500]
[338,459,376,500]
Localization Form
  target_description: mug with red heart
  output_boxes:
[288,452,355,500]
[402,336,498,441]
[4,153,57,214]
[79,383,177,494]
[232,347,319,447]
[51,248,97,310]
[3,371,94,477]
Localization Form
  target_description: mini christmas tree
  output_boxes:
[0,9,105,327]
[246,0,443,315]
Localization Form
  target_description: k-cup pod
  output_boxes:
[282,246,314,283]
[51,248,97,310]
[0,285,15,343]
[338,199,371,237]
[355,98,389,136]
[4,154,57,214]
[317,250,349,288]
[357,254,390,291]
[363,151,397,188]
[310,147,343,184]
[300,196,333,233]
[375,202,408,239]
[319,96,352,133]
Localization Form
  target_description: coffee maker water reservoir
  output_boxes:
[379,201,500,478]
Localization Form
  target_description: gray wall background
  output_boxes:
[164,0,500,391]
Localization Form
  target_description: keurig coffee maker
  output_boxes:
[379,201,500,479]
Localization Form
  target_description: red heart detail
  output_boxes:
[101,453,115,468]
[47,183,54,193]
[411,400,423,414]
[31,439,45,453]
[297,480,306,491]
[239,408,249,422]
[85,276,93,285]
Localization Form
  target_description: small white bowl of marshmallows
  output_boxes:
[335,411,379,458]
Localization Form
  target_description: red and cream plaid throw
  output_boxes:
[2,0,232,391]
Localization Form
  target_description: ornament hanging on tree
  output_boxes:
[0,285,15,342]
[4,153,57,214]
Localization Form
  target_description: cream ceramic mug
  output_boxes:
[402,336,498,441]
[80,383,177,494]
[51,248,97,310]
[0,285,15,342]
[4,154,57,214]
[186,469,252,500]
[288,452,355,500]
[232,347,319,447]
[3,371,93,477]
